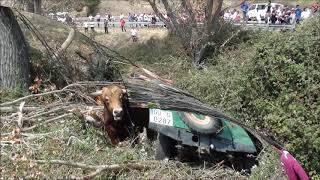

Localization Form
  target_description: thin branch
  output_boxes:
[55,28,76,56]
[0,106,39,113]
[220,29,241,47]
[0,83,83,106]
[22,113,73,131]
[17,101,25,128]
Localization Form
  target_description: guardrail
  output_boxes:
[73,17,295,31]
[75,21,166,28]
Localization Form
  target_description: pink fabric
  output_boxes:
[280,150,309,180]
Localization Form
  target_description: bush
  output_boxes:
[237,17,320,178]
[176,17,320,178]
[122,17,320,178]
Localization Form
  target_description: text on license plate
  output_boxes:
[149,109,173,126]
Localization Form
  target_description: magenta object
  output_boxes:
[280,150,309,180]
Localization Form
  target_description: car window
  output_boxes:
[275,5,281,9]
[257,5,266,10]
[249,5,256,10]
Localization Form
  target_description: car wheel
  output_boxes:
[155,133,176,160]
[178,112,222,135]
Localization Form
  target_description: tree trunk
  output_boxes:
[33,0,41,14]
[24,1,34,12]
[148,0,224,65]
[0,6,30,91]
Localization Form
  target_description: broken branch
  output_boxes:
[22,113,73,131]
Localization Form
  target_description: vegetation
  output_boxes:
[121,16,320,179]
[1,3,319,178]
[83,0,100,10]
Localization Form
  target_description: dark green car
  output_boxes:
[148,108,263,172]
[126,80,264,172]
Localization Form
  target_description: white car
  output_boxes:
[248,3,284,22]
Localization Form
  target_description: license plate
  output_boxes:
[149,109,173,127]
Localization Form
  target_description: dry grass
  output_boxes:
[97,0,154,14]
[0,83,246,179]
[81,27,168,49]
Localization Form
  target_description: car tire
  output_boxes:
[178,112,222,135]
[155,133,176,160]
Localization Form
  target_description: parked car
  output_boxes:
[248,3,284,21]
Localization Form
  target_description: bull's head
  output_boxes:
[91,85,127,121]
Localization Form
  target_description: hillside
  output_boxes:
[1,2,319,179]
[0,11,251,179]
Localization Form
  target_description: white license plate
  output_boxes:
[149,109,173,127]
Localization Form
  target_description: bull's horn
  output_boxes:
[90,90,102,96]
[122,89,127,94]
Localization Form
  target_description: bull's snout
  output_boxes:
[113,108,123,120]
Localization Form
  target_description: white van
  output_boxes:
[247,3,284,22]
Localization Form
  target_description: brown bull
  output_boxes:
[91,85,155,145]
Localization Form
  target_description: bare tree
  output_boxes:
[0,6,30,90]
[148,0,225,64]
[33,0,41,14]
[11,0,41,14]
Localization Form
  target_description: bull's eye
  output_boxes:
[104,96,110,103]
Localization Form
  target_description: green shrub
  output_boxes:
[237,17,320,178]
[122,17,320,178]
[83,0,100,7]
[176,17,320,178]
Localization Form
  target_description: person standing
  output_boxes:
[120,13,124,20]
[128,13,133,27]
[103,18,109,34]
[266,0,272,23]
[130,27,138,42]
[120,18,126,32]
[96,13,101,27]
[240,0,249,22]
[90,20,95,32]
[295,5,302,24]
[270,10,277,24]
[84,21,88,34]
[104,18,109,34]
[89,14,94,21]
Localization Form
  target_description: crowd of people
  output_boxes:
[83,12,150,42]
[232,0,320,24]
[82,1,319,40]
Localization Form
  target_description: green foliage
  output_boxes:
[238,17,320,178]
[153,17,320,178]
[0,88,25,103]
[203,23,263,65]
[83,0,100,7]
[250,147,286,180]
[119,17,320,179]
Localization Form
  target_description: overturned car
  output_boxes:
[149,108,262,172]
[89,79,267,173]
[94,79,266,172]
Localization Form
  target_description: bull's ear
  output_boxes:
[91,90,102,97]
